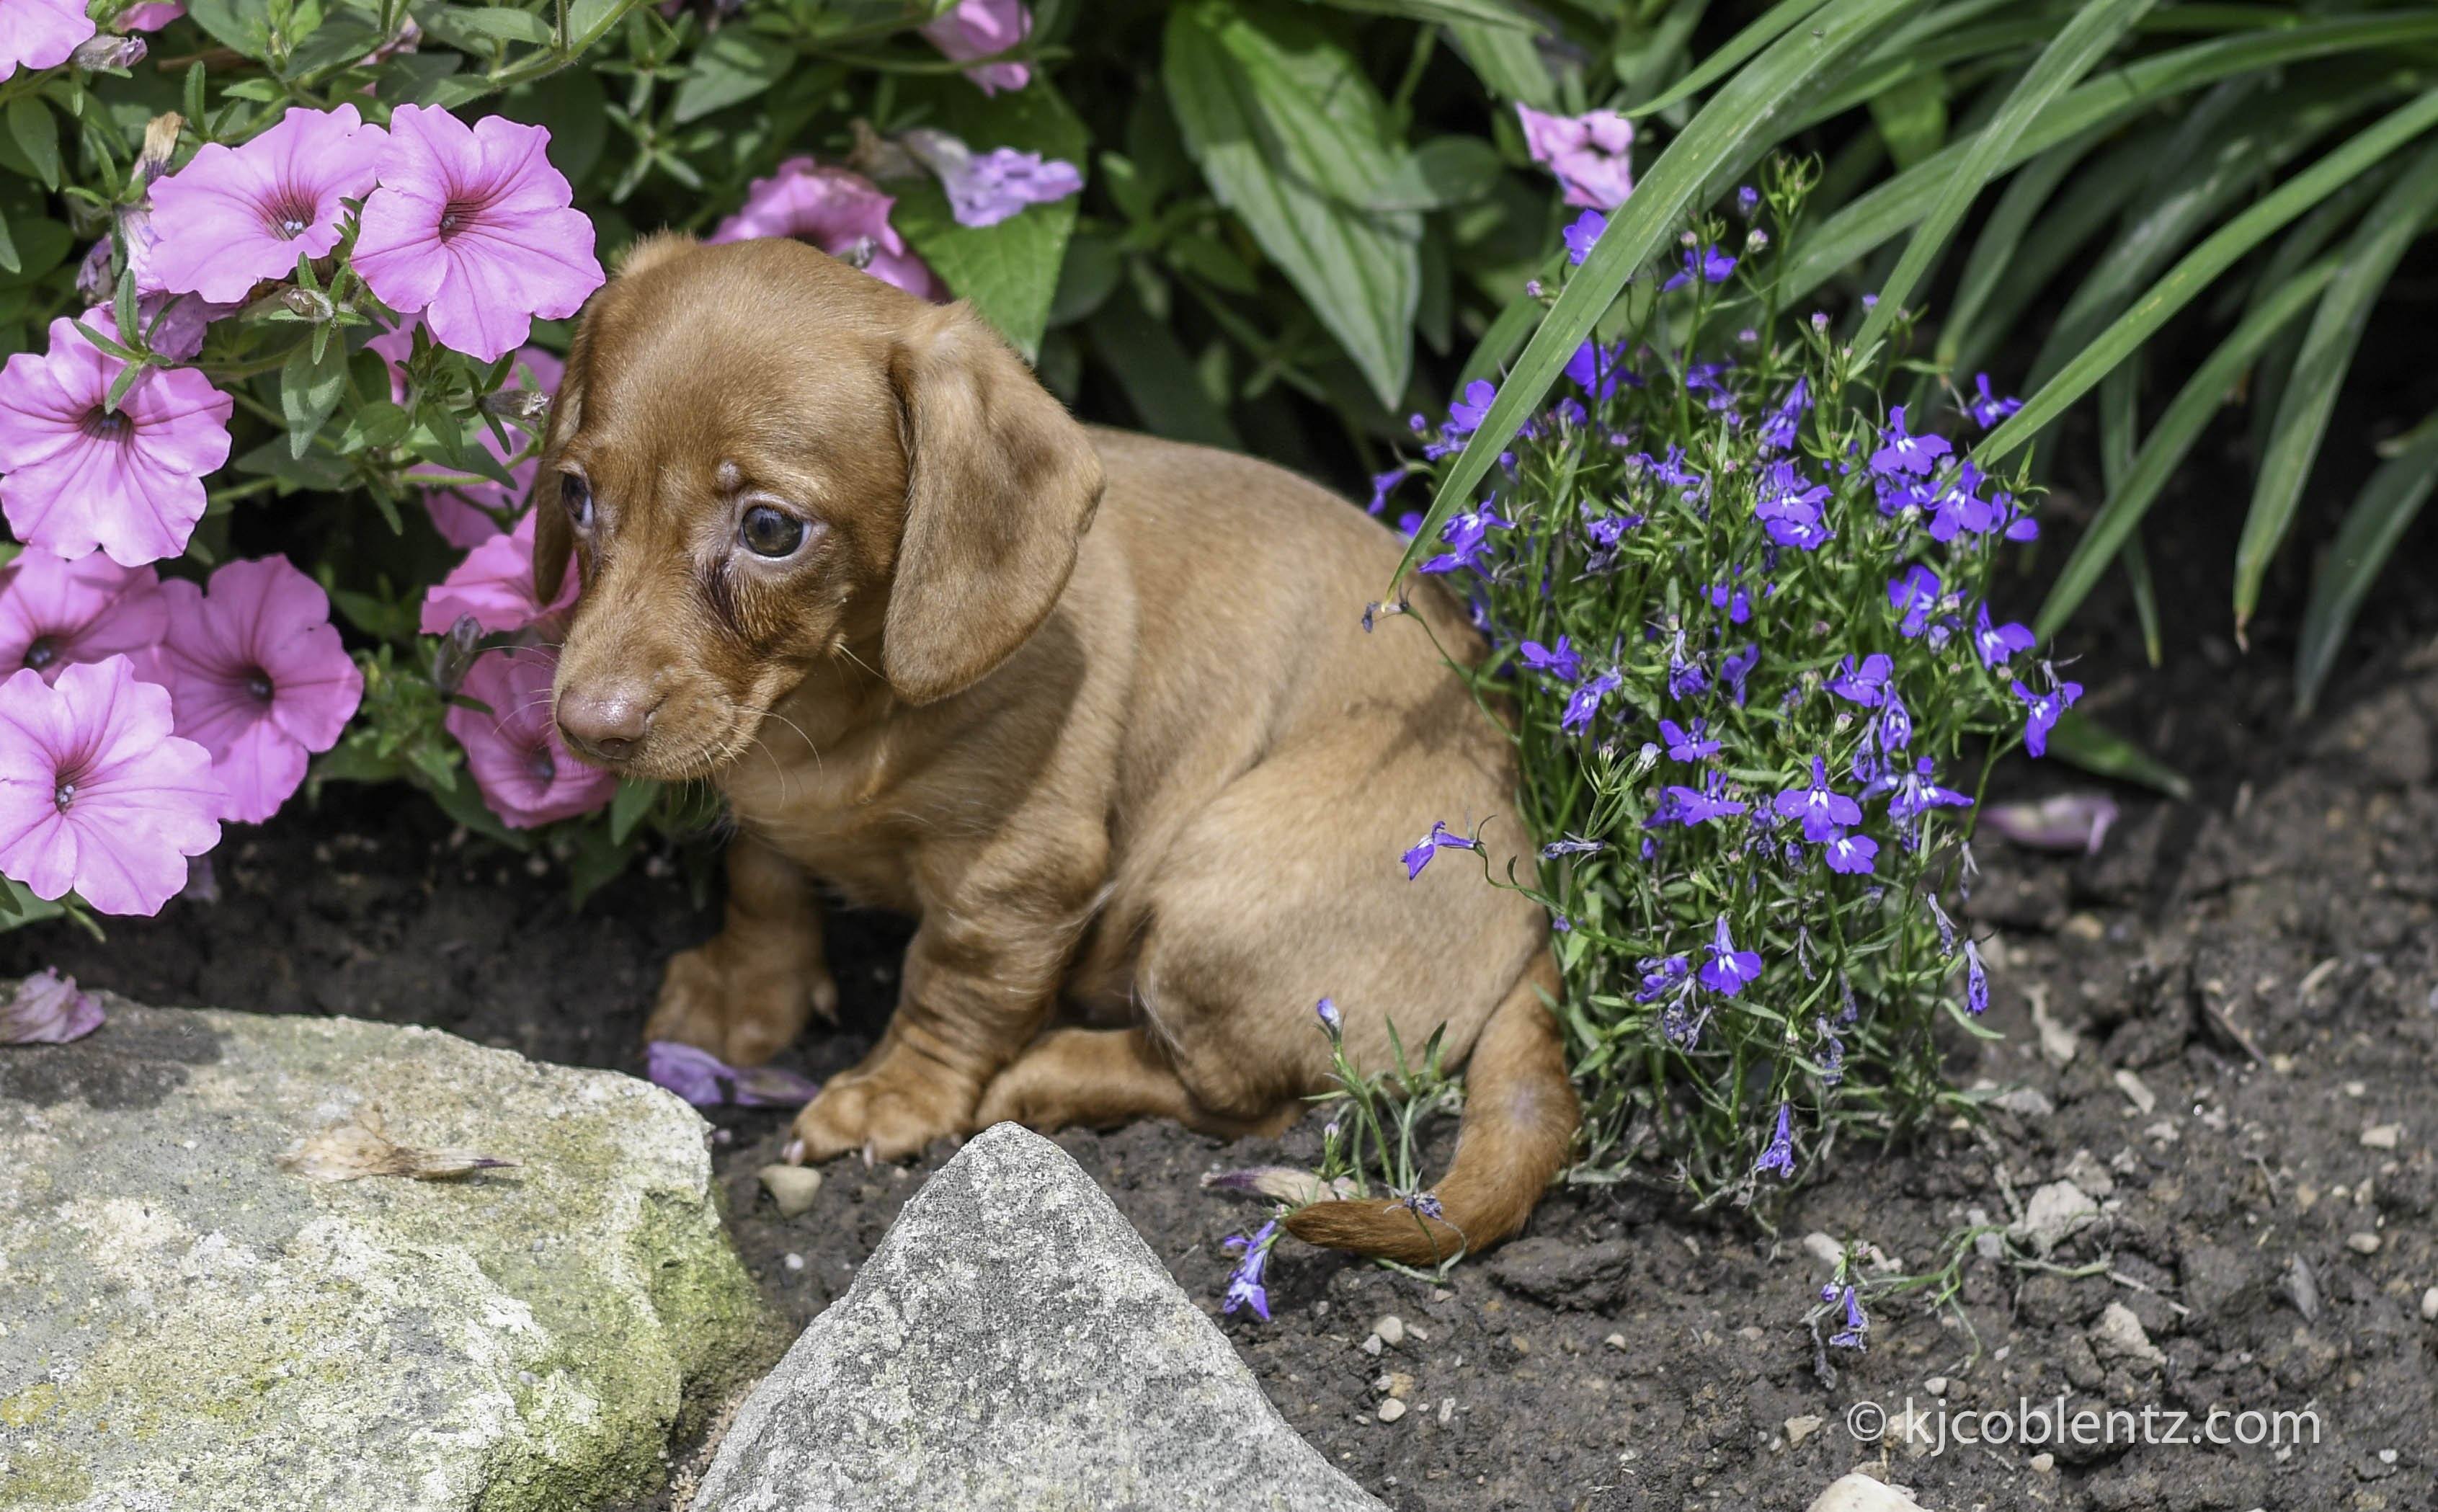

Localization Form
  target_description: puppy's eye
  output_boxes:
[559,474,594,530]
[739,504,806,559]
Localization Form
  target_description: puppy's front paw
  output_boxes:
[788,1054,976,1163]
[647,941,837,1067]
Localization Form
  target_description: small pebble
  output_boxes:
[1372,1314,1405,1346]
[2349,1232,2383,1255]
[2029,1452,2055,1473]
[1360,1334,1383,1357]
[1784,1413,1823,1446]
[1924,1376,1948,1397]
[1604,1333,1627,1350]
[2345,1080,2368,1098]
[2380,1449,2400,1466]
[2114,1069,2158,1115]
[2419,1286,2437,1322]
[758,1163,824,1219]
[1376,1397,1407,1423]
[1437,1397,1454,1426]
[783,1252,805,1271]
[2362,1124,2404,1150]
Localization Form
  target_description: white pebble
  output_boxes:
[1371,1314,1405,1346]
[1376,1397,1407,1423]
[783,1252,805,1271]
[2362,1124,2404,1150]
[2348,1232,2382,1255]
[2419,1286,2437,1322]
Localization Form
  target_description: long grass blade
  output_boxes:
[2234,135,2438,636]
[1625,0,1836,118]
[2045,711,2192,801]
[1853,0,2152,355]
[2097,362,2162,666]
[2293,412,2438,715]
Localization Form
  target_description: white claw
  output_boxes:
[782,1138,806,1165]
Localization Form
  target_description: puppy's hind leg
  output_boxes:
[974,1027,1297,1141]
[648,835,836,1066]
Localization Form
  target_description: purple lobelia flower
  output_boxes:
[1565,339,1634,399]
[1520,636,1581,682]
[1708,576,1750,625]
[1972,603,2036,667]
[352,106,604,363]
[1541,835,1604,858]
[1925,461,2000,542]
[2011,676,2081,758]
[1222,1218,1280,1321]
[1697,915,1763,997]
[1445,380,1497,436]
[1757,377,1810,452]
[1867,405,1950,477]
[899,128,1082,228]
[1634,953,1691,1003]
[1419,504,1509,575]
[1366,468,1407,516]
[1664,773,1747,827]
[1756,460,1829,528]
[1820,830,1878,875]
[1659,718,1717,761]
[1963,938,1990,1014]
[1825,1283,1869,1349]
[1753,1103,1796,1178]
[1776,756,1861,840]
[1665,633,1707,701]
[0,967,103,1044]
[146,107,386,304]
[1560,670,1621,734]
[1401,820,1479,879]
[1662,245,1736,291]
[1766,510,1833,552]
[1877,685,1913,752]
[1966,372,2022,429]
[1880,757,1972,822]
[1825,653,1892,708]
[1887,564,1941,638]
[646,1040,819,1108]
[1720,644,1758,707]
[1562,209,1606,266]
[1314,997,1342,1035]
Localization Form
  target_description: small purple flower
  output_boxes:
[1963,938,1990,1014]
[0,968,103,1045]
[1708,576,1751,625]
[1561,669,1621,734]
[1736,184,1761,217]
[1540,835,1605,858]
[1419,503,1510,575]
[1757,377,1810,452]
[1966,372,2022,429]
[1367,469,1407,517]
[1315,997,1342,1034]
[1972,604,2036,667]
[1825,1283,1869,1349]
[1765,510,1834,552]
[1401,820,1478,879]
[1222,1218,1279,1322]
[1659,718,1718,761]
[1666,635,1707,701]
[645,1040,819,1109]
[1521,635,1582,682]
[1634,953,1691,1002]
[1446,380,1496,436]
[1562,209,1606,266]
[2012,677,2082,758]
[1776,755,1863,841]
[1821,830,1878,875]
[1825,653,1892,708]
[1565,339,1634,399]
[1720,644,1758,706]
[1887,564,1941,638]
[1868,405,1950,478]
[1925,461,2000,541]
[899,128,1082,228]
[1880,757,1973,822]
[1644,445,1702,490]
[1756,460,1829,527]
[2004,507,2041,542]
[1877,685,1913,752]
[1697,915,1763,997]
[1664,776,1747,827]
[1753,1102,1796,1178]
[1662,245,1737,291]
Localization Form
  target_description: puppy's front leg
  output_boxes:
[648,834,837,1066]
[788,894,1080,1163]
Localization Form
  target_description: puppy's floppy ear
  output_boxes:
[530,333,589,605]
[882,303,1105,705]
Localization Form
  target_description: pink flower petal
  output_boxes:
[920,0,1031,94]
[0,553,168,684]
[420,512,575,635]
[706,159,946,301]
[0,968,104,1044]
[445,649,615,829]
[1,0,94,79]
[147,107,386,303]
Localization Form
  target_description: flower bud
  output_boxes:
[483,387,552,429]
[280,286,335,321]
[435,615,484,695]
[137,113,183,184]
[73,33,147,71]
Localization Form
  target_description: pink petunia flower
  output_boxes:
[0,316,233,566]
[419,510,577,635]
[154,556,362,825]
[1,0,94,80]
[920,0,1031,94]
[352,105,603,363]
[0,553,168,685]
[0,967,104,1044]
[147,105,386,305]
[369,324,561,546]
[707,159,945,301]
[115,1,184,28]
[446,649,617,829]
[0,657,221,916]
[1516,104,1634,210]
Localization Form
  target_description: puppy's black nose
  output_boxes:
[557,685,659,763]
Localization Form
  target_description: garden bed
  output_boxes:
[12,570,2435,1512]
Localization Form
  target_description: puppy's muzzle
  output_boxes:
[556,682,660,765]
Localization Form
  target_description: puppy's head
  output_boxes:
[533,235,1104,779]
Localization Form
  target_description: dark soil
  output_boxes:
[14,528,2438,1512]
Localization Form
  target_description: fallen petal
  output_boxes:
[277,1108,516,1182]
[0,969,105,1045]
[646,1039,819,1109]
[1983,791,2119,854]
[1200,1165,1358,1206]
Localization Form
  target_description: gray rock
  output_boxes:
[694,1123,1384,1512]
[2013,1180,2102,1255]
[0,996,767,1512]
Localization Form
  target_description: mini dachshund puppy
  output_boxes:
[533,234,1575,1262]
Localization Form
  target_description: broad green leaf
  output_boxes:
[499,64,611,183]
[185,0,275,55]
[2045,711,2190,801]
[1978,87,2438,472]
[1047,230,1124,326]
[1934,124,2101,375]
[1855,0,2150,355]
[1781,14,2438,304]
[5,100,60,191]
[281,338,351,459]
[1166,0,1420,406]
[1363,136,1503,212]
[891,76,1087,363]
[441,4,556,45]
[1446,19,1557,106]
[1866,66,1949,171]
[2033,254,2338,639]
[1087,284,1245,450]
[0,216,69,288]
[1625,0,1832,118]
[610,777,660,845]
[2294,409,2438,716]
[2096,363,2160,667]
[1400,0,1928,582]
[2235,135,2438,635]
[672,27,794,124]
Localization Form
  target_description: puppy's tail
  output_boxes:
[1282,956,1577,1266]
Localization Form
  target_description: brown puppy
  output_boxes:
[534,234,1575,1263]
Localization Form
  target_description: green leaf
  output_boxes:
[2097,363,2161,667]
[444,4,556,45]
[1933,124,2101,375]
[1047,229,1123,325]
[281,337,350,460]
[671,27,794,124]
[1866,65,1949,171]
[2294,409,2438,716]
[1087,282,1245,449]
[1856,0,2152,356]
[1165,0,1420,406]
[1309,0,1535,26]
[0,208,16,278]
[2034,253,2336,639]
[184,0,275,55]
[1978,87,2438,473]
[609,777,659,845]
[890,76,1087,362]
[1363,136,1502,213]
[6,99,61,191]
[1624,0,1833,119]
[1446,19,1557,107]
[2044,711,2191,803]
[1402,0,1926,582]
[2235,135,2438,636]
